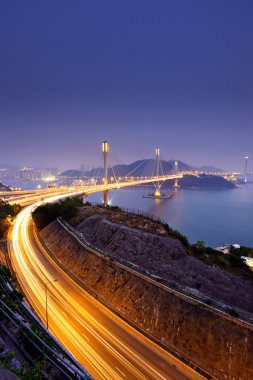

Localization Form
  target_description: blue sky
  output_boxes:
[0,1,253,170]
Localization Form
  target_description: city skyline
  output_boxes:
[1,1,253,169]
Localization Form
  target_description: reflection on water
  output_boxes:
[87,184,253,247]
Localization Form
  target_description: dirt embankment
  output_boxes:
[41,216,253,380]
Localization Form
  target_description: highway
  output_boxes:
[8,192,205,380]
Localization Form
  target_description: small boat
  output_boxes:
[143,192,175,199]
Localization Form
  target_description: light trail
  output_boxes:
[9,192,205,380]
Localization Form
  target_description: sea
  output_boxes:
[87,182,253,248]
[3,177,253,248]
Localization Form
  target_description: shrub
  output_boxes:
[0,201,21,238]
[227,254,246,268]
[32,197,83,229]
[226,308,239,318]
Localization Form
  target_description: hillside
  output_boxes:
[37,204,253,380]
[198,165,224,173]
[58,160,234,189]
[59,159,194,178]
[0,182,11,191]
[70,207,252,311]
[59,160,224,179]
[34,201,252,311]
[177,174,235,189]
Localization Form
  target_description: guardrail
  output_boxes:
[41,218,211,380]
[58,215,253,327]
[2,237,94,380]
[0,299,93,379]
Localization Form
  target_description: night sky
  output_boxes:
[1,1,253,170]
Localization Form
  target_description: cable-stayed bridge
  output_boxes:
[1,140,251,206]
[1,141,189,206]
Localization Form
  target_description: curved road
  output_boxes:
[9,194,204,380]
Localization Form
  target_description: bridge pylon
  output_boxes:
[102,140,109,206]
[154,147,161,196]
[173,161,179,188]
[244,156,248,184]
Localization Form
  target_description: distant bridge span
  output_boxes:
[83,173,184,194]
[2,173,185,206]
[1,141,196,206]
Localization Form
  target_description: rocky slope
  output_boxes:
[41,217,253,379]
[74,214,253,312]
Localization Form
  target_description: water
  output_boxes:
[86,184,253,248]
[3,178,253,247]
[3,178,47,190]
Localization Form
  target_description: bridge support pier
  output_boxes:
[102,140,109,206]
[174,179,179,188]
[103,190,109,206]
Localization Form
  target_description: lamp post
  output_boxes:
[45,279,58,329]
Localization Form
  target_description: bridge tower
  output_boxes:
[174,160,179,188]
[154,147,161,197]
[102,140,109,206]
[244,156,248,184]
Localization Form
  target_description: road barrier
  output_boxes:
[0,299,93,379]
[58,216,253,326]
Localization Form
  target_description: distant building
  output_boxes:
[20,167,34,181]
[215,244,240,254]
[42,167,59,179]
[0,169,7,178]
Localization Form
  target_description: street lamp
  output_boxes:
[45,279,58,329]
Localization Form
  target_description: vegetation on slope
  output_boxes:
[191,241,252,278]
[33,201,252,279]
[0,201,21,238]
[32,197,83,229]
[230,245,253,258]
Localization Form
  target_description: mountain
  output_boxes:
[198,166,224,173]
[0,182,11,191]
[178,174,235,189]
[59,159,193,178]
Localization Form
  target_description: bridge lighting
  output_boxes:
[155,147,160,157]
[43,176,56,182]
[102,140,109,153]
